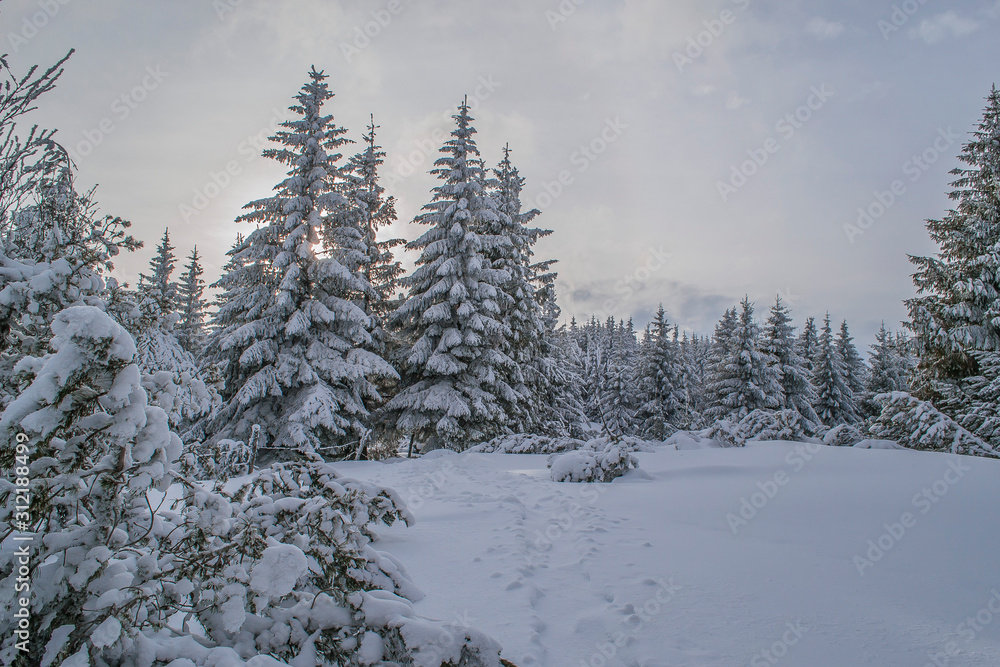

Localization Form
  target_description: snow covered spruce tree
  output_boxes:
[860,323,914,417]
[486,143,554,433]
[796,315,820,375]
[906,85,1000,440]
[208,67,396,462]
[379,99,515,451]
[176,245,208,354]
[129,228,217,435]
[705,298,781,423]
[635,304,686,439]
[868,392,998,457]
[344,115,405,352]
[836,319,867,403]
[136,227,178,319]
[762,296,819,426]
[703,306,738,415]
[962,351,1000,448]
[812,313,859,426]
[600,337,638,439]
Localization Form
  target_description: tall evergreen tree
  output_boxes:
[137,227,178,322]
[209,67,396,460]
[636,304,685,438]
[704,306,738,418]
[813,313,859,425]
[176,245,208,354]
[906,86,1000,418]
[380,99,515,451]
[486,143,553,432]
[861,322,913,417]
[796,316,820,373]
[705,298,782,421]
[762,296,819,425]
[836,319,867,400]
[345,115,405,336]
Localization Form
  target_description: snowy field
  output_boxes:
[334,442,1000,667]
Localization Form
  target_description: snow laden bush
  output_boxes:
[0,306,503,666]
[548,438,639,483]
[0,306,181,667]
[469,433,585,454]
[703,409,814,447]
[163,460,502,666]
[736,409,814,443]
[867,392,998,458]
[822,423,865,447]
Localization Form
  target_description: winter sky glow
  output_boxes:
[8,0,1000,343]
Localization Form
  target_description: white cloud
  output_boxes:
[693,84,717,96]
[805,17,844,40]
[911,11,979,44]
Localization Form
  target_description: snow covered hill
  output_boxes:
[336,442,1000,667]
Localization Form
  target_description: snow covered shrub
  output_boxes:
[702,410,815,446]
[868,392,998,458]
[164,459,502,666]
[822,423,865,447]
[738,409,814,443]
[470,433,585,454]
[0,306,181,666]
[701,419,743,447]
[548,439,639,482]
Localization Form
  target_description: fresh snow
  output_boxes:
[335,442,1000,666]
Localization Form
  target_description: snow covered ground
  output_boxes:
[335,441,1000,666]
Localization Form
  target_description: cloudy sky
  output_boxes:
[7,0,1000,344]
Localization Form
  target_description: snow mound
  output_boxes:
[548,440,638,482]
[823,423,865,447]
[853,439,904,450]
